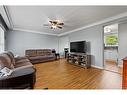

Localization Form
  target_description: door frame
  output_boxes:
[102,23,119,72]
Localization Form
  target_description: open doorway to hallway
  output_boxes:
[103,24,122,74]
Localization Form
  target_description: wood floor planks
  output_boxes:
[34,59,122,89]
[104,60,122,74]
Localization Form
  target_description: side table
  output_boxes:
[55,53,60,60]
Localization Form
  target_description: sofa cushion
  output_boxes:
[43,49,52,55]
[14,61,33,68]
[14,61,33,71]
[29,55,55,61]
[29,56,48,60]
[25,50,37,57]
[47,55,55,58]
[36,50,45,56]
[0,53,14,70]
[15,56,30,64]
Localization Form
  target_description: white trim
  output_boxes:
[3,6,14,29]
[91,65,103,69]
[13,28,59,36]
[0,6,12,29]
[58,11,127,36]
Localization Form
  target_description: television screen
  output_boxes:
[70,41,86,53]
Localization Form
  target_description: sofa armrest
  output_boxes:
[51,53,56,59]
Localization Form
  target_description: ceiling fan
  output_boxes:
[44,20,64,29]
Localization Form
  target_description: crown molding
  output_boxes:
[3,6,14,29]
[13,28,59,36]
[0,6,13,29]
[58,11,127,36]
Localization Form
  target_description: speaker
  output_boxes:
[64,48,69,58]
[52,49,56,53]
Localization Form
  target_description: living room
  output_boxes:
[1,4,127,92]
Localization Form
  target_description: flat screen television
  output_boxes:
[70,41,86,53]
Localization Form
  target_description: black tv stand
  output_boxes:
[67,52,91,68]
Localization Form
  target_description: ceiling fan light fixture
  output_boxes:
[52,25,57,29]
[44,20,64,29]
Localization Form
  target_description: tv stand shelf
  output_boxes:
[67,53,91,68]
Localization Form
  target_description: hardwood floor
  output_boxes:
[104,60,122,74]
[34,59,122,89]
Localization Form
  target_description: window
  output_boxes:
[104,34,118,46]
[0,26,5,53]
[106,35,118,45]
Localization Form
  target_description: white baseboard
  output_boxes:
[91,65,103,69]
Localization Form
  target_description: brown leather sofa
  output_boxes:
[25,49,56,64]
[0,51,36,89]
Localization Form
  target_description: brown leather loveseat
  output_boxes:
[25,49,56,64]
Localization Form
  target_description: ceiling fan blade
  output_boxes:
[49,21,53,23]
[49,20,57,24]
[58,23,64,25]
[57,26,63,29]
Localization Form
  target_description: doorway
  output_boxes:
[103,24,122,74]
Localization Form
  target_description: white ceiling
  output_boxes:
[6,6,127,35]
